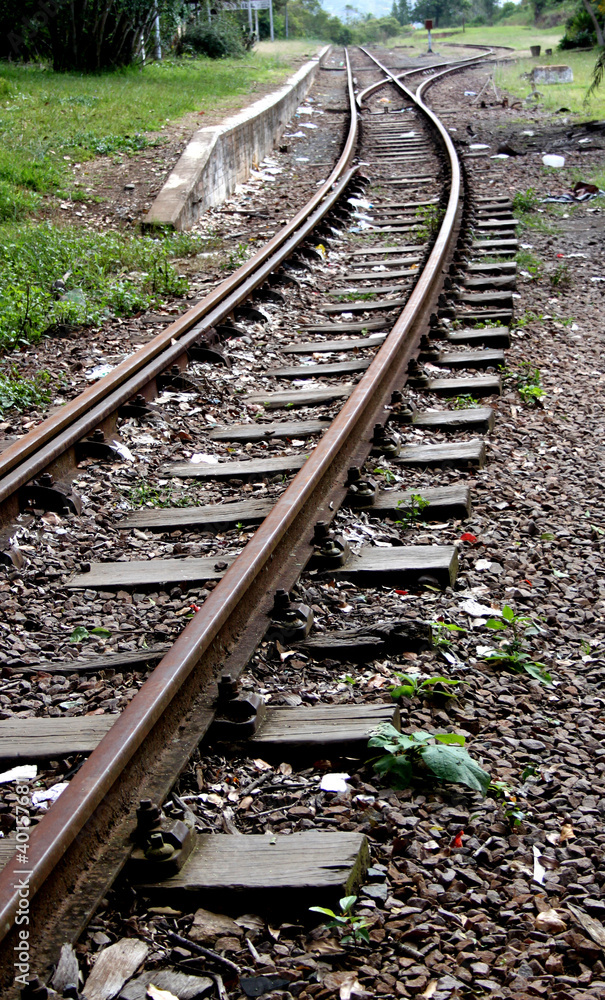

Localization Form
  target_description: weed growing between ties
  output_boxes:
[0,225,219,352]
[415,203,443,241]
[368,725,491,793]
[501,360,546,405]
[309,896,370,947]
[389,671,461,701]
[394,492,429,528]
[0,367,53,413]
[482,604,552,684]
[125,481,198,508]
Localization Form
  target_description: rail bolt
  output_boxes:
[268,590,313,642]
[345,467,377,507]
[311,521,350,568]
[136,798,163,835]
[145,830,176,861]
[372,423,401,457]
[406,359,430,388]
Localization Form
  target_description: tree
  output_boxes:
[391,0,411,25]
[1,0,183,71]
[582,0,605,45]
[411,0,456,29]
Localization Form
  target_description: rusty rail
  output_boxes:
[0,46,468,992]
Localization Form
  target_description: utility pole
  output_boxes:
[269,0,274,40]
[154,1,162,60]
[285,0,288,37]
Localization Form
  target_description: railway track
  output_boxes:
[0,43,523,997]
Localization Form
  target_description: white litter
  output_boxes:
[470,143,490,150]
[32,782,69,809]
[320,773,351,793]
[490,154,509,160]
[543,154,565,168]
[533,845,546,885]
[459,598,499,618]
[112,441,134,463]
[464,91,476,96]
[189,453,219,465]
[283,131,305,138]
[0,765,37,784]
[85,364,114,381]
[300,122,318,129]
[475,559,492,571]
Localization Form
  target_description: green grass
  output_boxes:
[0,367,53,414]
[495,48,605,118]
[398,23,565,54]
[0,43,319,213]
[0,224,218,352]
[0,41,319,355]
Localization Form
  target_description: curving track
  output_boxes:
[0,43,509,995]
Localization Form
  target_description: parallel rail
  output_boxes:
[0,45,490,992]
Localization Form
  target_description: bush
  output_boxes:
[559,6,596,49]
[178,20,247,59]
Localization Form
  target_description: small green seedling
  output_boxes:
[368,724,490,793]
[512,188,540,214]
[69,626,111,643]
[309,895,370,946]
[431,620,467,649]
[390,672,460,700]
[484,605,551,684]
[373,466,396,484]
[488,779,526,828]
[395,492,429,528]
[450,393,480,410]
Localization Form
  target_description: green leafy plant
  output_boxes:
[373,466,396,484]
[69,625,111,643]
[222,241,250,271]
[395,492,429,528]
[513,188,540,214]
[431,620,466,648]
[501,361,545,405]
[450,393,479,409]
[488,779,526,828]
[516,248,543,279]
[483,605,551,684]
[416,203,444,241]
[126,482,196,509]
[550,261,571,288]
[309,895,370,946]
[390,672,460,701]
[368,725,490,793]
[0,367,53,414]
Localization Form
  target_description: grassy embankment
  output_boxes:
[0,41,319,364]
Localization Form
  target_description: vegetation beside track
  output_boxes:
[0,43,317,356]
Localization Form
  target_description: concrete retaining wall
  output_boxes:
[531,65,573,85]
[144,45,331,230]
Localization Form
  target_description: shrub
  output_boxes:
[178,20,246,59]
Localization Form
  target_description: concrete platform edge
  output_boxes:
[144,44,332,230]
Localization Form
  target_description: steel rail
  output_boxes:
[355,46,493,107]
[0,50,358,509]
[0,46,359,961]
[0,46,468,990]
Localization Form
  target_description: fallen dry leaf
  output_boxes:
[567,902,605,948]
[560,822,575,842]
[324,971,368,999]
[421,981,438,998]
[535,908,567,934]
[147,986,179,1000]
